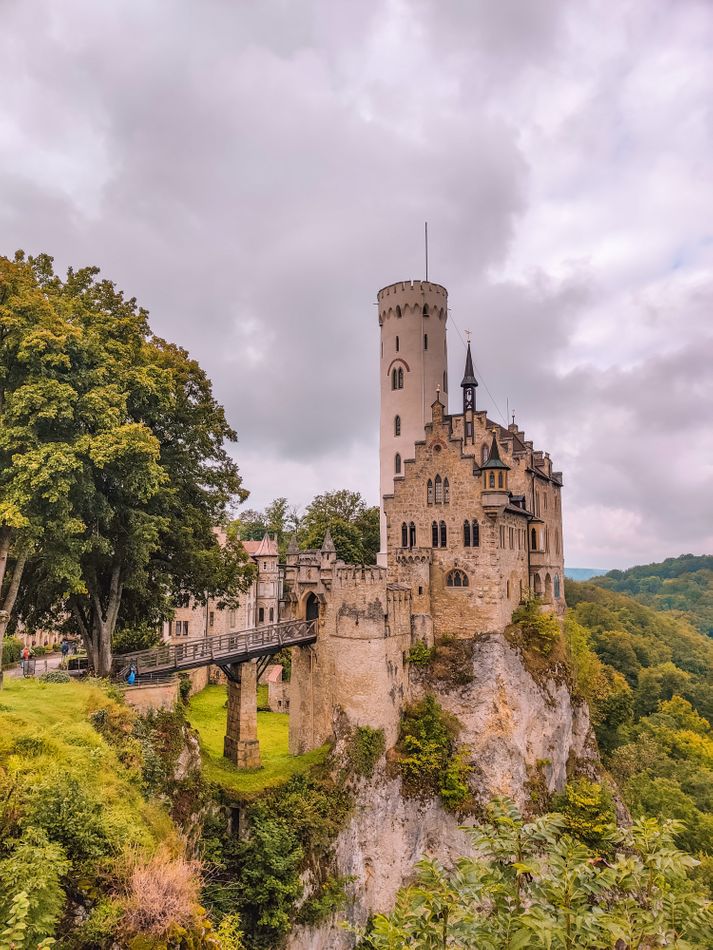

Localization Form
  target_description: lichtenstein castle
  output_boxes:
[282,277,566,755]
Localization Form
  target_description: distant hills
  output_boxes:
[593,554,713,638]
[565,567,608,581]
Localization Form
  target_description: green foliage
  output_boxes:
[406,640,433,667]
[398,694,470,810]
[551,778,617,852]
[512,598,561,656]
[1,637,22,668]
[67,898,123,949]
[348,726,385,778]
[596,554,713,637]
[0,831,68,948]
[212,913,245,950]
[202,773,352,949]
[39,670,70,684]
[112,623,162,655]
[364,799,713,949]
[178,673,192,706]
[298,490,380,565]
[297,875,351,925]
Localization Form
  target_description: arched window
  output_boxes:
[531,527,537,550]
[440,521,447,547]
[463,520,471,547]
[397,367,404,389]
[258,607,265,623]
[443,371,447,392]
[554,574,561,599]
[434,474,443,504]
[432,521,439,547]
[391,368,397,390]
[489,472,495,488]
[427,479,434,504]
[498,472,504,488]
[401,522,408,547]
[443,478,450,504]
[395,453,401,474]
[424,333,428,350]
[481,444,489,464]
[423,304,429,316]
[472,520,480,546]
[269,607,274,622]
[395,335,400,352]
[446,569,468,587]
[394,415,401,436]
[396,305,402,318]
[409,522,416,548]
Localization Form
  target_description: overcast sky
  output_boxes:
[2,0,712,569]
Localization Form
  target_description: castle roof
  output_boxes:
[245,533,279,557]
[480,430,510,470]
[321,529,336,554]
[460,341,478,388]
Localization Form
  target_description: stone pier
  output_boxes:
[223,660,261,768]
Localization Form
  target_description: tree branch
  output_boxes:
[0,529,11,596]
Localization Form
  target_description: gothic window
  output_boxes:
[427,479,434,504]
[269,607,274,622]
[463,520,471,546]
[409,522,416,547]
[424,333,428,350]
[489,473,495,488]
[481,444,489,464]
[531,527,537,550]
[396,305,402,318]
[472,520,480,546]
[258,607,265,623]
[498,472,504,488]
[446,569,468,587]
[395,453,401,474]
[398,367,404,389]
[395,335,400,352]
[440,521,447,547]
[443,478,450,503]
[554,574,561,599]
[394,415,401,436]
[391,368,397,390]
[401,523,408,547]
[423,304,429,316]
[434,474,443,503]
[432,521,438,547]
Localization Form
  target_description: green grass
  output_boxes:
[0,677,176,849]
[187,684,328,795]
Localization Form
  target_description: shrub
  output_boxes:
[512,599,561,656]
[348,727,385,778]
[398,694,470,810]
[1,637,23,668]
[297,875,351,925]
[121,850,202,939]
[68,898,123,949]
[24,772,111,864]
[39,670,71,684]
[0,830,69,948]
[213,913,245,950]
[112,623,161,654]
[178,673,191,706]
[551,778,617,853]
[406,641,433,667]
[32,645,50,656]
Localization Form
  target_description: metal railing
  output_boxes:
[112,619,317,678]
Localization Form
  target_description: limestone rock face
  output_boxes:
[287,632,598,949]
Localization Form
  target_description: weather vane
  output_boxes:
[465,329,471,344]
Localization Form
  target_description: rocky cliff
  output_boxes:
[287,631,598,949]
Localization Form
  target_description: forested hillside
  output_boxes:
[565,580,713,877]
[594,554,713,637]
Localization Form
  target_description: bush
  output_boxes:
[24,772,111,864]
[512,599,561,656]
[348,726,385,778]
[39,670,71,684]
[32,645,50,656]
[406,641,433,667]
[112,623,161,654]
[69,898,124,949]
[121,849,202,939]
[0,830,69,947]
[551,778,617,853]
[297,874,351,925]
[178,673,191,706]
[398,694,470,810]
[2,637,23,668]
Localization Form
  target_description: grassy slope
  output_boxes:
[187,684,328,795]
[0,678,176,850]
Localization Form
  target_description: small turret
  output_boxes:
[320,529,337,566]
[481,430,510,509]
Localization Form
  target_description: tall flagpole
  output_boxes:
[424,221,429,281]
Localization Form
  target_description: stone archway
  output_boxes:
[545,573,553,603]
[305,592,320,622]
[532,573,543,598]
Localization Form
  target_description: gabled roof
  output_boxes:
[248,533,279,557]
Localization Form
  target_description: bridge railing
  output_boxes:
[112,619,317,677]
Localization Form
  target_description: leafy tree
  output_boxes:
[8,255,253,674]
[364,799,713,949]
[298,490,379,564]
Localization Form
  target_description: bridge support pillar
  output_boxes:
[223,660,261,769]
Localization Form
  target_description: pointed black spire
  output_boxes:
[461,341,478,415]
[481,430,509,470]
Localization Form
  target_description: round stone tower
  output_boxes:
[377,279,449,563]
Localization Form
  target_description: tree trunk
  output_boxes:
[0,547,26,690]
[83,561,123,678]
